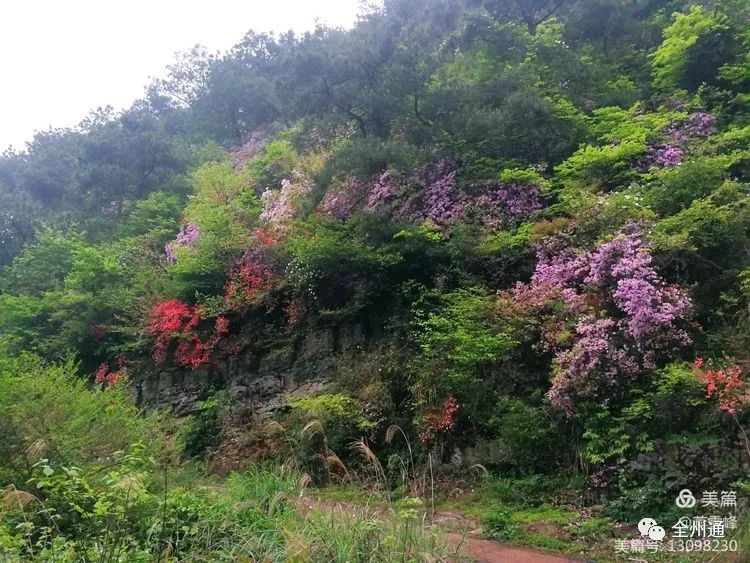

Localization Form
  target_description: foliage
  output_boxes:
[651,6,729,92]
[292,393,377,456]
[1,0,750,553]
[0,355,163,486]
[177,395,224,458]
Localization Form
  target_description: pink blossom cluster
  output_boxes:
[321,176,369,219]
[640,112,716,170]
[639,143,683,170]
[666,112,717,144]
[511,224,692,412]
[165,222,201,265]
[260,177,312,227]
[365,170,401,213]
[414,160,466,225]
[230,139,265,170]
[322,161,466,226]
[321,161,541,228]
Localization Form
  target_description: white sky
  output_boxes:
[0,0,364,150]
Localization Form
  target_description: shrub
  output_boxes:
[177,395,224,459]
[0,354,164,486]
[292,393,376,457]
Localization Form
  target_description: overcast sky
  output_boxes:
[0,0,364,150]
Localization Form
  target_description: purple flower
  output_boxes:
[321,177,368,219]
[656,145,683,167]
[164,222,201,263]
[469,181,542,228]
[510,223,693,412]
[365,170,399,212]
[175,222,201,247]
[640,111,715,171]
[667,111,717,144]
[420,162,465,225]
[165,243,176,265]
[493,183,542,217]
[320,160,468,229]
[640,144,683,170]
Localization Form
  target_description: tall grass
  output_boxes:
[1,459,456,562]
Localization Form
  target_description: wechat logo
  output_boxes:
[638,518,666,541]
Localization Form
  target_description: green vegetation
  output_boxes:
[2,0,750,559]
[0,361,452,561]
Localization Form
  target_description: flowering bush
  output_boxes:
[320,160,467,227]
[223,228,279,312]
[640,112,716,170]
[414,160,466,225]
[283,298,306,327]
[666,112,717,144]
[260,176,312,227]
[641,144,683,169]
[694,358,748,415]
[321,161,545,233]
[468,181,542,228]
[508,223,692,412]
[321,177,369,219]
[94,363,122,387]
[418,396,459,444]
[165,222,201,264]
[147,299,212,368]
[224,263,273,310]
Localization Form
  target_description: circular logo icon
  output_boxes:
[638,518,657,536]
[676,489,696,508]
[648,525,666,541]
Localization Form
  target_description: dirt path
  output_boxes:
[434,509,584,562]
[301,497,585,563]
[446,533,583,563]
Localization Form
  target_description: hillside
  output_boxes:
[1,0,750,560]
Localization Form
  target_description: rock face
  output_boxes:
[136,324,364,417]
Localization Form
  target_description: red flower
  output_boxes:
[225,263,272,310]
[148,299,213,368]
[175,337,211,368]
[94,363,109,384]
[695,360,747,414]
[215,316,230,335]
[419,396,459,444]
[284,299,306,327]
[149,300,201,335]
[255,228,277,245]
[94,364,122,387]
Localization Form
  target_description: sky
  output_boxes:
[0,0,364,150]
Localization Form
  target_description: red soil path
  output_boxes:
[446,532,585,563]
